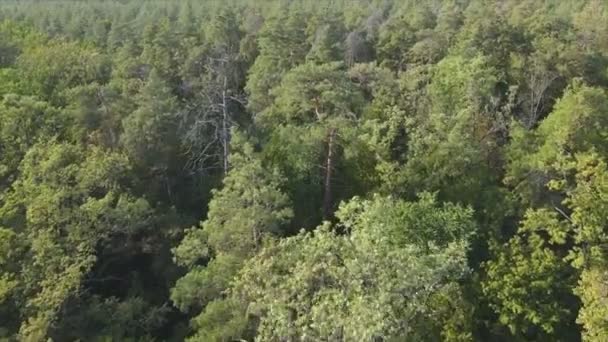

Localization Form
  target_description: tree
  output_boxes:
[140,18,182,88]
[566,154,608,341]
[171,132,292,341]
[344,30,374,66]
[0,142,156,340]
[0,95,67,190]
[245,5,310,112]
[391,56,508,221]
[15,39,110,105]
[376,15,416,72]
[454,2,526,73]
[505,81,608,207]
[121,68,181,204]
[231,193,477,341]
[573,0,608,54]
[66,81,134,148]
[435,0,465,46]
[506,8,594,129]
[493,81,608,340]
[0,31,19,67]
[306,10,346,64]
[259,61,367,220]
[483,209,579,340]
[180,8,247,174]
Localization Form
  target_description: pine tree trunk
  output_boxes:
[322,127,336,219]
[221,74,229,174]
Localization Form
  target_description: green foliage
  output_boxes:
[0,1,607,340]
[506,82,608,206]
[231,194,476,340]
[260,61,364,126]
[259,61,371,221]
[186,298,249,342]
[0,95,67,188]
[141,18,182,86]
[245,5,310,112]
[121,69,179,170]
[0,228,18,305]
[377,14,416,71]
[306,10,346,64]
[428,55,499,116]
[483,209,578,339]
[15,38,110,105]
[490,81,608,340]
[565,154,608,341]
[172,133,292,338]
[0,142,155,340]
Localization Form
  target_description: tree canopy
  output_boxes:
[0,0,608,341]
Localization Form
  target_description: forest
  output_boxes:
[0,0,607,341]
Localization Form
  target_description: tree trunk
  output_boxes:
[252,225,259,249]
[221,74,229,174]
[322,128,336,220]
